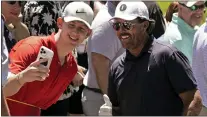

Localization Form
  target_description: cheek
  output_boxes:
[78,36,87,44]
[131,30,138,40]
[116,31,121,39]
[2,5,10,15]
[16,7,21,14]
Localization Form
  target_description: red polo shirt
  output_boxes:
[7,33,78,116]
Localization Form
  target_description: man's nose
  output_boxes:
[70,29,79,38]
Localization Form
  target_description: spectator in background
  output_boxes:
[165,2,179,25]
[82,1,125,115]
[2,1,30,52]
[93,1,105,17]
[143,1,166,39]
[1,15,10,117]
[23,1,61,36]
[6,13,30,42]
[192,18,207,116]
[160,1,205,115]
[161,1,205,65]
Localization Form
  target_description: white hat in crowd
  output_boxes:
[112,1,152,21]
[179,1,197,7]
[62,2,94,29]
[111,2,155,34]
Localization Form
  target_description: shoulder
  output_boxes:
[11,35,51,54]
[89,9,117,42]
[194,23,207,47]
[91,8,112,29]
[110,52,126,72]
[161,23,182,44]
[152,40,180,59]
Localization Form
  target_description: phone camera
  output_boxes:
[40,48,46,54]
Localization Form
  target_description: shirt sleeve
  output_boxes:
[165,50,197,94]
[9,42,38,74]
[90,21,122,61]
[108,67,121,116]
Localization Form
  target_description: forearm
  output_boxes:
[187,90,202,116]
[3,73,24,97]
[96,72,109,94]
[1,88,10,116]
[95,64,109,94]
[179,89,196,116]
[13,22,30,41]
[92,53,110,94]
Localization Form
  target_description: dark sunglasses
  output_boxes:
[6,1,26,7]
[179,2,206,11]
[111,21,136,31]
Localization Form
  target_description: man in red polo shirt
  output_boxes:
[3,2,94,116]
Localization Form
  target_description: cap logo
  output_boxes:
[120,4,127,11]
[76,9,86,13]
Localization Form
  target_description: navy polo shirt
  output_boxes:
[108,37,197,116]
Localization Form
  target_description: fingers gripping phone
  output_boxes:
[36,46,54,68]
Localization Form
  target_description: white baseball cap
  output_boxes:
[112,2,152,21]
[62,2,94,29]
[179,1,197,7]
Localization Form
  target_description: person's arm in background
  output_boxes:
[90,19,122,94]
[6,14,30,41]
[143,1,166,39]
[92,53,110,94]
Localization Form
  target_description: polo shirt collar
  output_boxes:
[126,35,154,61]
[172,13,197,33]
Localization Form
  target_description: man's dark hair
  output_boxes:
[136,17,155,35]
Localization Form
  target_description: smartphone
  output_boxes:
[36,46,54,68]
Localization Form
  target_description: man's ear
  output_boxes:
[143,21,149,31]
[57,17,63,29]
[86,29,92,37]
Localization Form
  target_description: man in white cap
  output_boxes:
[160,1,205,115]
[3,2,93,116]
[106,1,199,115]
[161,1,205,65]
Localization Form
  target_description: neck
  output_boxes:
[129,34,149,57]
[54,31,73,60]
[178,12,195,28]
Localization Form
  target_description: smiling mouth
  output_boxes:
[10,12,18,16]
[120,33,131,41]
[68,35,78,45]
[196,15,201,18]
